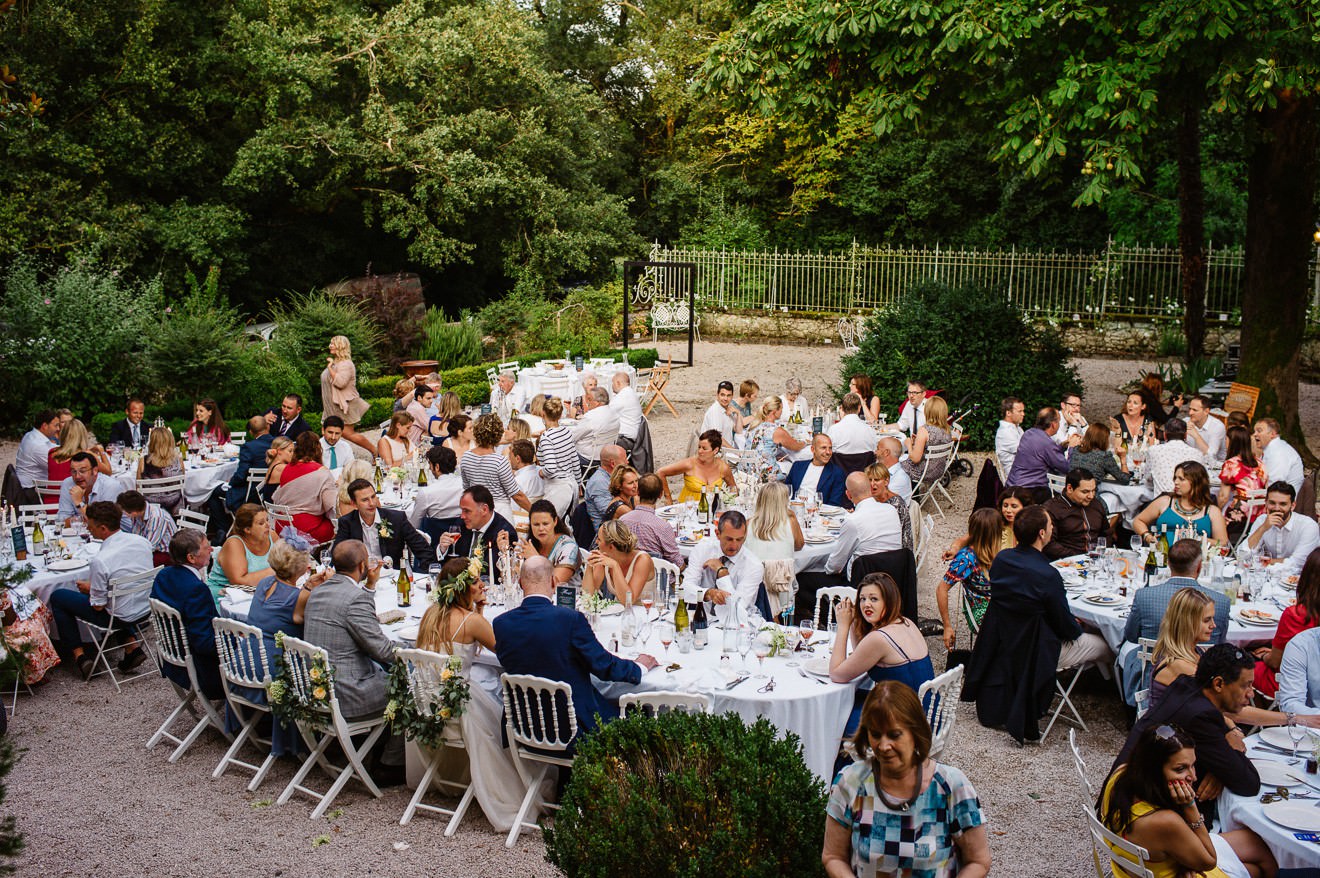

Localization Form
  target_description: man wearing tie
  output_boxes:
[681,510,765,621]
[265,394,312,440]
[320,415,350,469]
[439,486,519,583]
[108,399,149,449]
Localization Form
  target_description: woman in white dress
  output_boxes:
[743,481,804,619]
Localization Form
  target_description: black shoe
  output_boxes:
[918,618,945,637]
[373,763,407,788]
[76,654,95,681]
[118,648,149,674]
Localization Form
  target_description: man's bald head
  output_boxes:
[331,539,368,574]
[520,555,554,596]
[600,444,626,470]
[845,472,871,504]
[612,372,630,392]
[876,437,902,461]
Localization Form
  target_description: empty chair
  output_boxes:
[501,673,577,848]
[147,598,231,762]
[178,509,210,534]
[395,648,476,833]
[813,585,857,631]
[212,618,278,791]
[917,664,963,760]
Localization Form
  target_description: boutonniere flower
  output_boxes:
[376,517,394,540]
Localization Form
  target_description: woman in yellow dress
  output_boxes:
[657,429,738,504]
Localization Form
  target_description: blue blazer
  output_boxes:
[226,433,273,510]
[151,565,223,698]
[493,595,641,735]
[787,459,848,508]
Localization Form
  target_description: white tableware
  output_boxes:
[395,625,420,641]
[1261,799,1320,832]
[803,656,833,678]
[1260,726,1320,750]
[45,558,88,572]
[1235,607,1280,627]
[819,505,844,516]
[1082,593,1123,606]
[1252,759,1304,787]
[599,603,625,616]
[803,535,833,545]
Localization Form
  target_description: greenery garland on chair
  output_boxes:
[267,630,335,731]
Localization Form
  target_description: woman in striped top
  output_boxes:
[460,413,531,522]
[535,397,580,517]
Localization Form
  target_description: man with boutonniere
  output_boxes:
[333,478,434,571]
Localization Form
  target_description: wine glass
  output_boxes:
[658,620,674,658]
[753,638,772,678]
[738,628,754,673]
[1288,714,1308,759]
[799,618,815,648]
[445,525,461,557]
[1130,535,1142,553]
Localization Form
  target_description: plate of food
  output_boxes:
[1082,593,1123,606]
[1282,574,1299,588]
[1236,607,1279,627]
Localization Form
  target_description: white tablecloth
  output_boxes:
[112,458,240,505]
[1098,475,1222,527]
[1219,732,1320,870]
[517,362,636,402]
[22,552,93,605]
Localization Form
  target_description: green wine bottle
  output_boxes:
[674,599,689,632]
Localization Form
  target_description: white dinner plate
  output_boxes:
[395,625,420,642]
[819,505,844,516]
[1259,726,1320,750]
[803,656,833,678]
[44,558,87,572]
[656,505,682,518]
[599,603,625,616]
[1252,759,1304,787]
[1262,799,1320,832]
[1235,607,1279,627]
[1082,593,1123,606]
[803,535,834,545]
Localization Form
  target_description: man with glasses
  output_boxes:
[895,380,928,437]
[58,452,125,527]
[1054,393,1088,445]
[1184,394,1226,462]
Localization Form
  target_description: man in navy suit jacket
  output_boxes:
[438,486,520,584]
[786,434,848,508]
[265,394,312,441]
[149,529,223,699]
[333,479,436,570]
[225,416,274,510]
[494,557,657,736]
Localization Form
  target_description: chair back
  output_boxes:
[395,648,457,723]
[814,585,857,630]
[230,431,247,446]
[1067,728,1096,804]
[500,673,576,758]
[1047,473,1066,497]
[178,509,209,533]
[278,635,338,722]
[31,478,64,499]
[213,617,272,693]
[652,557,681,605]
[137,474,186,502]
[264,502,295,533]
[149,598,193,671]
[485,366,500,388]
[1136,637,1157,690]
[107,566,160,623]
[19,503,58,528]
[1083,805,1155,878]
[915,442,954,483]
[539,372,572,401]
[619,691,712,717]
[497,361,521,376]
[913,511,935,573]
[917,664,963,759]
[245,468,269,503]
[1224,382,1260,421]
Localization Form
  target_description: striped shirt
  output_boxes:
[536,426,581,482]
[120,502,178,553]
[459,450,521,503]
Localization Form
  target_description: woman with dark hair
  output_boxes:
[271,430,338,542]
[937,508,1003,650]
[1138,373,1183,424]
[185,398,230,445]
[1070,422,1130,484]
[1111,392,1155,446]
[1133,461,1229,544]
[823,681,990,878]
[205,503,272,605]
[656,429,738,504]
[848,374,882,424]
[1254,546,1320,698]
[1218,424,1268,536]
[1098,724,1271,878]
[516,499,581,586]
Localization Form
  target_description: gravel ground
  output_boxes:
[3,344,1317,877]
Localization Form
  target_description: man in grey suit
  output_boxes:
[303,539,404,784]
[1123,538,1230,647]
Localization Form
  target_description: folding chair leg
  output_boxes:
[505,764,550,848]
[169,713,216,763]
[148,692,197,751]
[213,710,277,791]
[277,731,336,807]
[400,756,440,826]
[444,784,477,837]
[1041,667,1088,744]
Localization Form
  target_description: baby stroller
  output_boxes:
[943,398,979,482]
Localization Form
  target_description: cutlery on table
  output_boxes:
[798,668,828,686]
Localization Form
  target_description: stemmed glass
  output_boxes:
[799,618,816,648]
[445,525,461,558]
[658,620,674,658]
[737,628,754,673]
[753,638,772,678]
[1130,535,1142,553]
[1288,714,1308,759]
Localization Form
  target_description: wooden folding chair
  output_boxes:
[1223,382,1260,421]
[640,359,678,419]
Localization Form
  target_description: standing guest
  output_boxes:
[1253,418,1305,494]
[224,416,272,511]
[508,439,544,502]
[48,501,153,679]
[1253,547,1320,699]
[1125,539,1230,647]
[1147,587,1219,710]
[1134,462,1229,546]
[1140,373,1185,423]
[700,380,743,448]
[118,490,178,568]
[1111,392,1155,446]
[1054,392,1089,445]
[321,335,375,453]
[1218,425,1268,536]
[265,394,311,441]
[185,399,230,445]
[272,431,339,543]
[517,499,581,586]
[1142,418,1206,495]
[48,419,112,488]
[847,374,882,424]
[14,409,60,500]
[822,681,990,878]
[994,396,1025,477]
[205,504,273,604]
[681,510,765,622]
[581,520,655,605]
[489,371,526,422]
[377,411,415,467]
[583,445,626,531]
[0,581,59,685]
[570,386,621,465]
[786,434,847,508]
[942,487,1033,561]
[1238,481,1320,577]
[895,380,929,437]
[459,413,531,522]
[900,396,953,486]
[1005,407,1076,494]
[864,462,912,550]
[602,464,639,522]
[938,507,1002,649]
[1070,422,1130,484]
[827,393,878,456]
[874,437,912,505]
[620,472,684,567]
[442,413,475,460]
[135,426,184,515]
[495,556,657,736]
[658,430,738,504]
[58,451,125,526]
[409,445,463,528]
[1041,468,1112,559]
[742,481,803,617]
[437,487,519,582]
[108,398,149,449]
[150,529,223,699]
[535,397,580,517]
[319,415,351,470]
[744,397,809,461]
[735,379,760,419]
[610,371,643,460]
[1185,395,1227,462]
[333,479,435,569]
[780,376,810,423]
[404,384,438,448]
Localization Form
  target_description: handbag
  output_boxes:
[944,583,974,673]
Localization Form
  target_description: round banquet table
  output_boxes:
[1219,729,1320,871]
[516,362,636,402]
[112,456,240,506]
[660,504,840,575]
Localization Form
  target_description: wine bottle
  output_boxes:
[673,598,689,633]
[692,601,708,649]
[374,457,384,492]
[396,565,411,607]
[178,438,189,461]
[417,465,428,487]
[1143,547,1157,587]
[1155,531,1170,568]
[31,517,45,556]
[697,487,710,527]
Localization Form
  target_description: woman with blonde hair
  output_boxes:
[743,481,805,618]
[260,436,295,504]
[336,458,375,516]
[1149,587,1217,710]
[864,462,913,550]
[900,395,952,485]
[321,334,376,453]
[744,397,808,460]
[377,411,415,467]
[582,520,655,605]
[47,418,111,486]
[136,425,184,514]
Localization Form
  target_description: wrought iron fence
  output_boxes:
[638,240,1314,321]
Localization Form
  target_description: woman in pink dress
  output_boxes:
[1218,425,1267,540]
[1,587,60,685]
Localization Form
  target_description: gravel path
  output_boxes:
[3,344,1317,877]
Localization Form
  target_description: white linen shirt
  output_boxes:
[88,529,153,618]
[1142,440,1205,495]
[1276,626,1320,716]
[887,463,913,505]
[681,537,764,621]
[824,497,902,577]
[1261,437,1305,494]
[571,405,620,461]
[896,400,926,437]
[995,420,1024,476]
[1238,511,1320,577]
[1186,415,1227,463]
[320,437,351,470]
[58,473,125,522]
[16,428,55,489]
[700,402,737,447]
[609,385,643,441]
[408,472,464,527]
[827,413,876,455]
[780,394,810,424]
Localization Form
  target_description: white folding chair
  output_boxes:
[912,442,955,518]
[1134,637,1157,718]
[914,512,936,575]
[212,618,278,790]
[651,557,681,607]
[83,566,161,691]
[244,468,268,504]
[957,583,981,640]
[501,673,577,848]
[619,691,712,717]
[814,585,857,631]
[136,473,186,509]
[1047,473,1066,497]
[178,509,209,534]
[1041,656,1102,744]
[1083,805,1155,878]
[275,636,387,819]
[2,643,33,719]
[263,502,295,534]
[146,598,231,762]
[230,431,247,445]
[18,503,58,529]
[395,648,477,832]
[485,367,500,389]
[31,478,64,501]
[917,664,963,759]
[1234,488,1268,549]
[1068,728,1096,806]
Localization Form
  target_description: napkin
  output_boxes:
[377,608,407,624]
[221,443,238,454]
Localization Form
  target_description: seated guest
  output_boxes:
[1254,547,1320,698]
[847,374,881,424]
[334,478,435,570]
[535,397,580,517]
[1055,393,1088,445]
[377,411,415,467]
[780,376,810,424]
[570,386,621,465]
[899,396,952,486]
[409,445,463,529]
[735,379,760,420]
[519,394,548,436]
[963,506,1112,743]
[1238,481,1320,577]
[135,426,184,514]
[1099,724,1274,878]
[14,409,60,503]
[1277,625,1320,717]
[874,437,912,505]
[265,393,310,440]
[260,436,295,504]
[433,391,463,440]
[895,379,928,437]
[1218,425,1267,538]
[205,504,273,604]
[1143,418,1205,495]
[937,507,1002,651]
[1254,417,1305,494]
[742,481,804,618]
[404,384,438,447]
[610,372,643,459]
[657,430,738,504]
[865,462,912,550]
[150,529,223,699]
[58,451,125,526]
[1125,538,1230,647]
[48,419,112,489]
[442,413,475,459]
[1005,407,1076,494]
[942,488,1032,560]
[224,416,272,511]
[0,583,59,685]
[829,573,934,736]
[495,557,657,737]
[1134,462,1230,546]
[827,392,878,459]
[1148,587,1219,711]
[517,500,581,586]
[824,473,902,581]
[185,398,230,445]
[392,377,415,413]
[602,464,638,522]
[744,396,808,462]
[786,434,847,508]
[508,439,544,501]
[995,396,1025,476]
[108,398,149,449]
[489,371,525,422]
[681,511,765,622]
[621,472,683,567]
[437,486,519,582]
[459,413,531,522]
[118,490,178,567]
[336,458,375,518]
[582,520,655,605]
[418,557,496,653]
[1185,394,1227,463]
[304,540,403,782]
[699,380,742,448]
[1069,422,1130,484]
[319,415,351,470]
[48,501,153,678]
[272,431,338,542]
[570,372,598,418]
[1041,468,1112,559]
[1111,391,1155,446]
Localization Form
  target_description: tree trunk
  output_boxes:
[1175,94,1207,361]
[1239,92,1317,461]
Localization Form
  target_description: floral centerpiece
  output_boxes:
[757,624,788,657]
[384,652,470,750]
[577,591,617,616]
[430,546,484,607]
[268,631,335,730]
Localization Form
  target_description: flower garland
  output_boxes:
[430,540,484,608]
[384,652,470,750]
[268,631,335,730]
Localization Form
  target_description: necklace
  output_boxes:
[873,760,923,812]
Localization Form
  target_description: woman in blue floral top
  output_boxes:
[824,681,990,878]
[937,508,1001,652]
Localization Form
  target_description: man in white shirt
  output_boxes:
[1054,393,1088,445]
[58,452,125,526]
[895,381,928,437]
[1184,395,1226,462]
[15,408,60,494]
[875,437,912,504]
[1254,418,1305,494]
[489,371,526,421]
[995,396,1025,477]
[1141,419,1205,495]
[609,371,643,450]
[409,446,464,527]
[571,386,620,464]
[1238,481,1320,577]
[681,510,764,622]
[700,381,743,448]
[320,415,351,470]
[823,473,903,579]
[827,393,876,454]
[509,439,544,500]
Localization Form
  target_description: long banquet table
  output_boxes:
[1219,728,1320,871]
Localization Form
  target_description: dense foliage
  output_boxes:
[420,310,484,371]
[545,710,826,878]
[842,282,1082,450]
[476,281,622,359]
